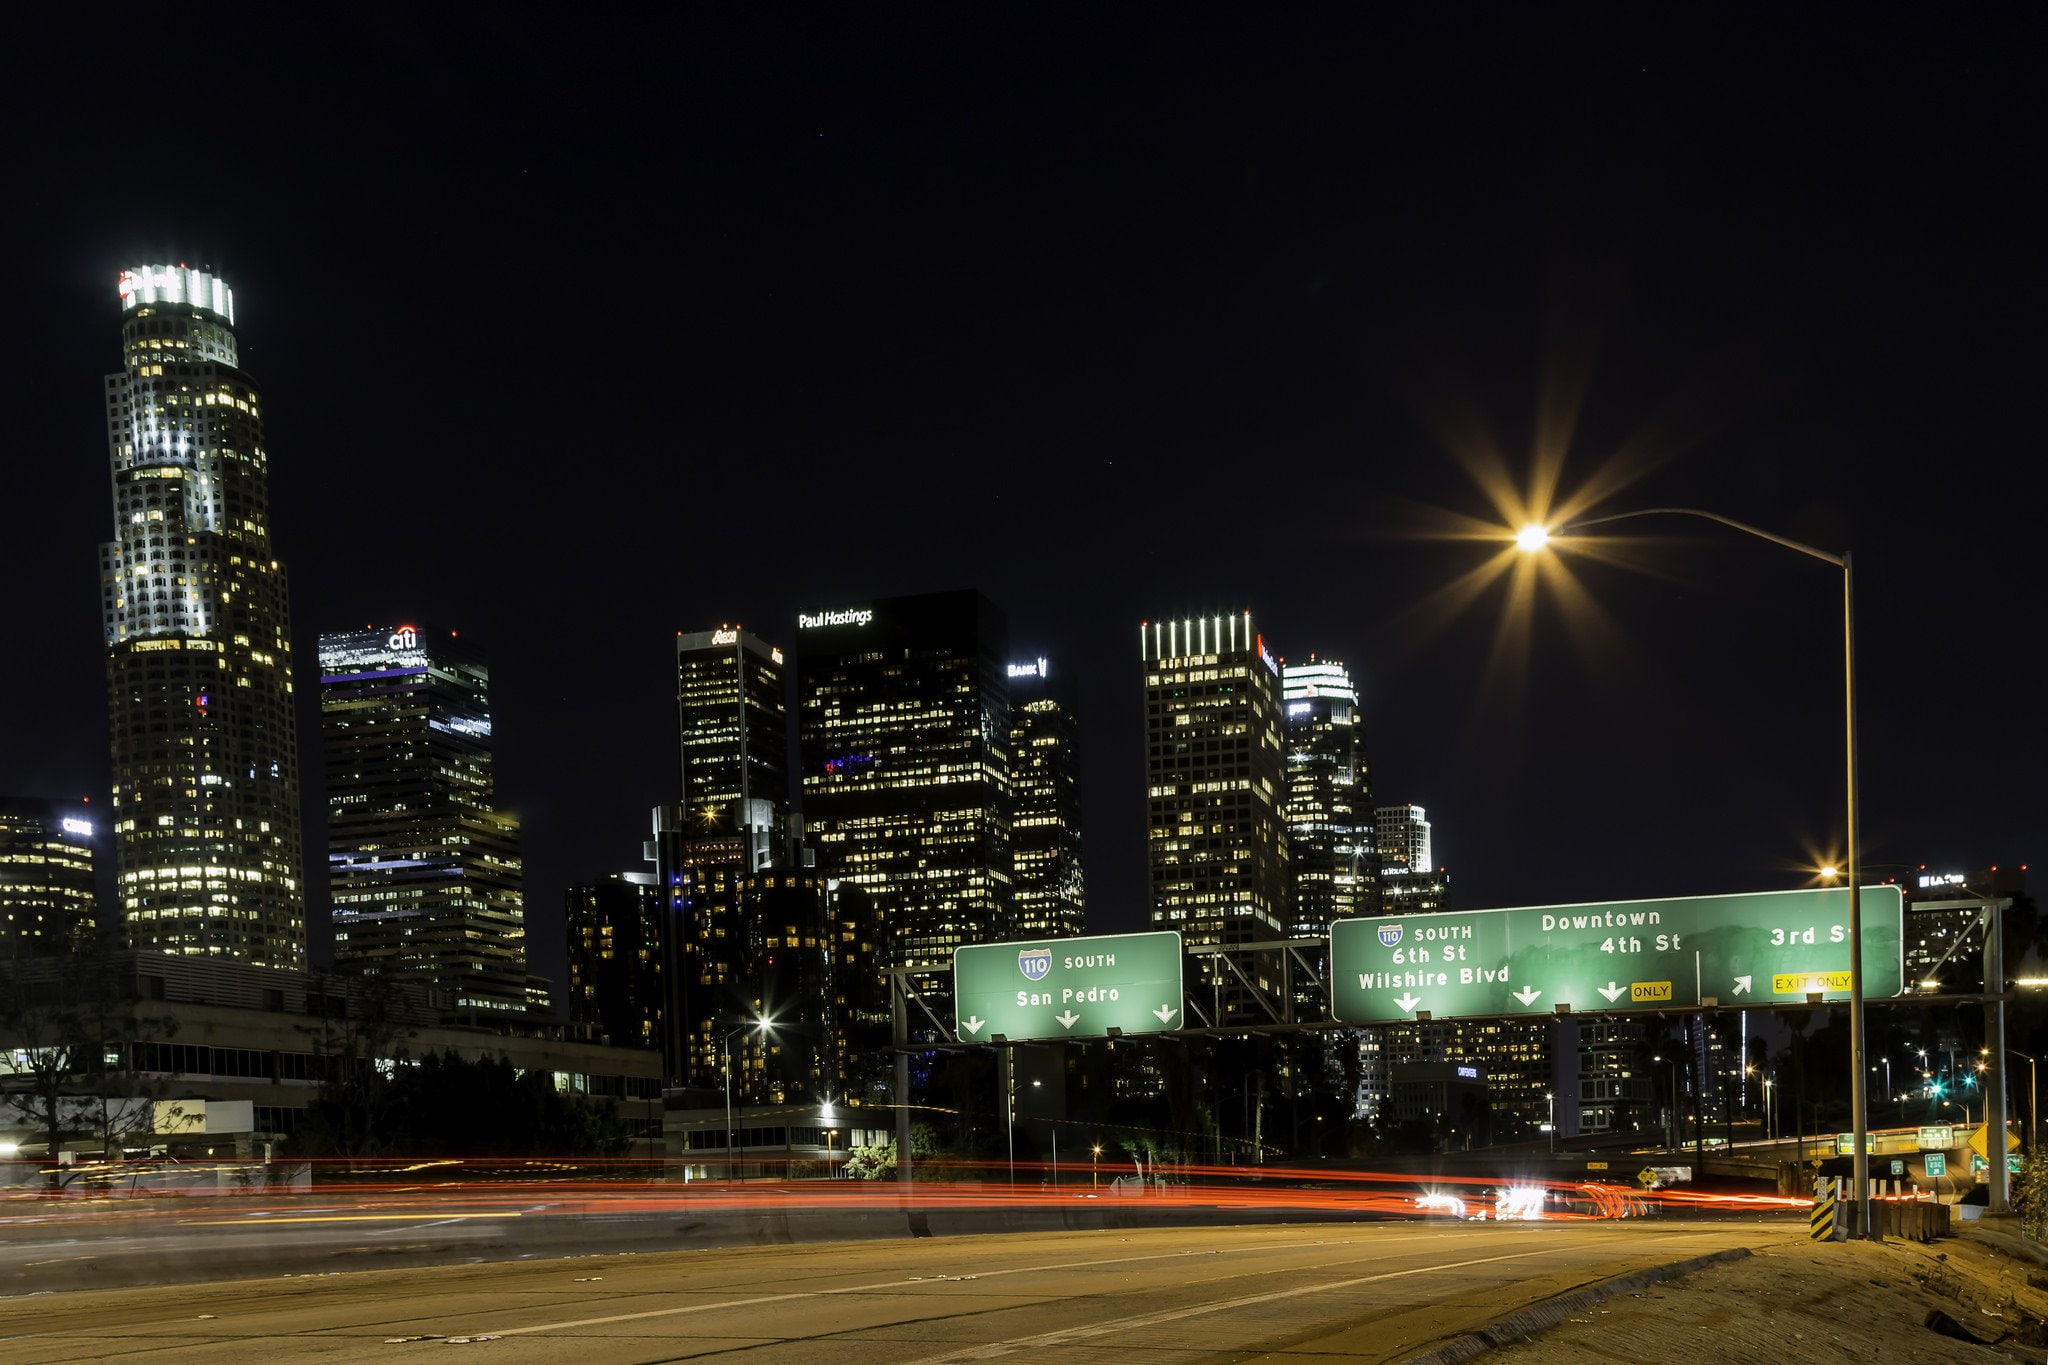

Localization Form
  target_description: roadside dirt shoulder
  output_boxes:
[1482,1229,2048,1363]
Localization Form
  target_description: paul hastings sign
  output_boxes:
[799,607,874,629]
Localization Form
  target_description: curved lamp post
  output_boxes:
[1519,507,1870,1237]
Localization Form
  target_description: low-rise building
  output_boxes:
[0,950,661,1161]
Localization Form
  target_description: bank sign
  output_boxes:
[1330,886,1904,1024]
[954,931,1184,1043]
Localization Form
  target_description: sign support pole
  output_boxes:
[892,979,912,1190]
[1000,1044,1015,1187]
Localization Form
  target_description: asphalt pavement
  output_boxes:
[0,1217,1805,1362]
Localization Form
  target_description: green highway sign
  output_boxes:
[1330,886,1904,1024]
[1917,1125,1955,1149]
[954,931,1183,1043]
[1925,1152,1947,1178]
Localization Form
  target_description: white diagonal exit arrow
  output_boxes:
[1394,993,1423,1013]
[1153,1005,1178,1024]
[1055,1011,1081,1029]
[1513,986,1542,1007]
[961,1016,985,1036]
[1599,982,1627,1003]
[1732,976,1752,996]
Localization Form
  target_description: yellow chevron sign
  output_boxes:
[1968,1124,2021,1160]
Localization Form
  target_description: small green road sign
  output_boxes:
[1925,1152,1947,1178]
[1917,1125,1955,1149]
[1973,1153,1989,1175]
[2010,1154,2025,1175]
[1329,886,1904,1024]
[1890,1159,1906,1176]
[954,931,1183,1043]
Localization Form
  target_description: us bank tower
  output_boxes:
[100,266,304,968]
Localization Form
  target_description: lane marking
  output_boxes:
[177,1213,523,1227]
[469,1232,1456,1339]
[908,1237,1740,1362]
[0,1230,1385,1345]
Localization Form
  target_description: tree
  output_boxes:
[843,1137,897,1180]
[287,974,417,1160]
[381,1052,634,1157]
[0,940,180,1184]
[842,1121,938,1181]
[291,1047,634,1159]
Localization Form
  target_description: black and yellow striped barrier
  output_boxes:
[1810,1176,1839,1241]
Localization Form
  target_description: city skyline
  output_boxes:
[7,13,2040,994]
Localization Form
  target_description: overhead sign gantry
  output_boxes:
[1329,885,1904,1024]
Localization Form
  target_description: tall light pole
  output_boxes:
[1763,1077,1776,1141]
[1519,509,1870,1237]
[2010,1049,2038,1154]
[724,1016,773,1181]
[1546,1091,1555,1154]
[1654,1052,1681,1151]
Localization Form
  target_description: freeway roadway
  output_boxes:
[0,1218,1803,1363]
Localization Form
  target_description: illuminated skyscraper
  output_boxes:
[674,626,790,859]
[1281,657,1373,935]
[1377,803,1448,914]
[1141,613,1289,948]
[797,591,1014,972]
[0,798,99,956]
[1376,803,1430,873]
[1008,657,1084,939]
[101,266,303,968]
[318,625,530,1014]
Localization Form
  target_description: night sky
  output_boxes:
[6,12,2041,991]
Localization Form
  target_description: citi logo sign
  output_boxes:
[388,626,418,650]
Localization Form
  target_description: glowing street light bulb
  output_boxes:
[1514,524,1552,552]
[1819,865,1840,881]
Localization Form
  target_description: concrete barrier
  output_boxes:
[1840,1200,1952,1242]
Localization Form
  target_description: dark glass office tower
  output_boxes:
[1007,657,1084,940]
[0,798,99,956]
[652,828,881,1106]
[797,591,1013,972]
[650,625,790,1090]
[1282,657,1374,935]
[102,266,303,968]
[318,625,529,1013]
[1140,613,1289,948]
[565,872,664,1050]
[675,626,790,857]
